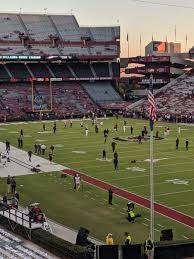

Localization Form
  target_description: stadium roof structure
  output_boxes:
[0,13,120,61]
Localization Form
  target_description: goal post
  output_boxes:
[31,79,53,113]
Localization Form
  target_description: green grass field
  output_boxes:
[0,118,194,243]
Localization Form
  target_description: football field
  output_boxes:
[0,117,194,243]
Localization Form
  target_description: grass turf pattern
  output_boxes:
[0,118,194,243]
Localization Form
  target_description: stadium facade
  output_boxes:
[0,13,123,121]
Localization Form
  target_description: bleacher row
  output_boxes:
[134,72,194,115]
[0,45,119,57]
[0,14,119,42]
[0,81,125,118]
[0,82,98,117]
[0,227,53,259]
[0,13,120,57]
[0,62,120,79]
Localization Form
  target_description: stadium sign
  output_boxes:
[0,55,41,60]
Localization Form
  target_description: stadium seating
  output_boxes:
[28,63,52,77]
[82,82,122,103]
[48,63,73,78]
[20,14,57,41]
[0,84,31,118]
[0,227,53,258]
[52,82,98,116]
[69,63,94,78]
[0,45,29,55]
[0,13,120,57]
[89,27,119,41]
[90,45,118,56]
[133,73,194,115]
[92,63,110,77]
[29,46,60,55]
[0,63,118,80]
[6,63,31,78]
[0,82,99,119]
[0,64,10,79]
[51,15,80,41]
[0,14,25,40]
[60,46,90,56]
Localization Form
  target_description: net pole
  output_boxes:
[150,129,154,259]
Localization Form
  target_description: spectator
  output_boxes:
[34,144,37,153]
[106,233,114,245]
[50,145,55,154]
[12,194,19,209]
[28,150,32,162]
[108,188,113,205]
[76,228,93,247]
[7,175,11,194]
[2,194,8,208]
[10,177,16,194]
[41,144,46,155]
[15,191,19,201]
[124,232,131,245]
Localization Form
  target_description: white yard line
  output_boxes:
[142,223,149,227]
[155,189,194,197]
[157,224,164,228]
[182,235,189,240]
[172,202,194,209]
[65,169,194,231]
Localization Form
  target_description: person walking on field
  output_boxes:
[111,141,116,153]
[130,126,133,135]
[185,139,189,151]
[108,188,113,205]
[49,153,53,164]
[113,157,118,170]
[176,137,179,150]
[74,174,81,191]
[53,125,56,134]
[20,129,23,137]
[102,149,106,160]
[50,145,55,154]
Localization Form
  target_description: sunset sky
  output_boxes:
[2,0,194,57]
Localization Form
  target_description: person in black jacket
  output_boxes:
[10,177,16,194]
[108,188,113,205]
[102,149,106,160]
[76,228,94,247]
[111,142,116,153]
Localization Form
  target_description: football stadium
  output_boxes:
[0,3,194,259]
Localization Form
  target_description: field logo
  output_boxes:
[165,179,189,185]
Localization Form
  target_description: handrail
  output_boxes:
[1,207,43,229]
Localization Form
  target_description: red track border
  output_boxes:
[64,169,194,229]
